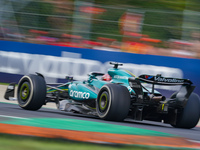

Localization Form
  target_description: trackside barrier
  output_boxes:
[0,41,200,96]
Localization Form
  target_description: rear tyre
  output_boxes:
[96,84,130,121]
[17,74,46,110]
[171,92,200,129]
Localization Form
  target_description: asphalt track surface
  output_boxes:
[0,102,200,142]
[0,84,200,149]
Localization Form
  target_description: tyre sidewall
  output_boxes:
[96,84,130,121]
[178,93,200,128]
[172,92,200,128]
[17,75,34,108]
[17,74,46,110]
[96,85,112,118]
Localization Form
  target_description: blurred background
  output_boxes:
[0,0,199,59]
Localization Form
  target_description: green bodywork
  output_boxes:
[47,67,160,101]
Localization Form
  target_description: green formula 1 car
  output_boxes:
[4,62,200,129]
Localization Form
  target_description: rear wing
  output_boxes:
[129,74,195,107]
[137,74,193,86]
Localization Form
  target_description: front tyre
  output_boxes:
[17,74,46,110]
[96,84,130,121]
[171,92,200,129]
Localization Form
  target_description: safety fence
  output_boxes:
[0,0,199,58]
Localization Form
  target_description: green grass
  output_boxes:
[0,83,9,85]
[0,134,171,150]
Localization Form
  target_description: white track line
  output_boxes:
[188,140,200,144]
[0,115,30,120]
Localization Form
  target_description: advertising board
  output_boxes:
[0,41,200,96]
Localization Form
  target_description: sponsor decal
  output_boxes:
[145,75,153,80]
[154,77,184,83]
[69,90,90,99]
[114,75,128,79]
[129,82,141,88]
[138,95,143,99]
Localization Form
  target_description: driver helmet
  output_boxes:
[102,74,112,81]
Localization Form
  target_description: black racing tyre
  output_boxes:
[96,84,130,121]
[17,74,46,110]
[170,92,200,129]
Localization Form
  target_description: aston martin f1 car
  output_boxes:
[4,62,200,129]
